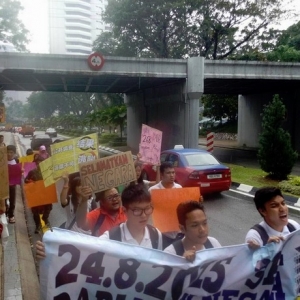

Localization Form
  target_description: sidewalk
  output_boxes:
[0,132,39,300]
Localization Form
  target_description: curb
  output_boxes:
[13,134,40,300]
[229,182,300,215]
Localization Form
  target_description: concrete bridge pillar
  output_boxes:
[238,91,300,151]
[125,57,204,153]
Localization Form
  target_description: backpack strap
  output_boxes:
[204,237,213,249]
[108,224,162,249]
[108,225,122,241]
[287,222,296,232]
[252,222,296,246]
[172,240,185,256]
[91,213,106,237]
[251,224,269,245]
[66,216,76,230]
[146,224,160,249]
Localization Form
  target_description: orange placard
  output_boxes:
[23,180,58,208]
[151,187,201,232]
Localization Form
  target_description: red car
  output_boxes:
[142,148,231,194]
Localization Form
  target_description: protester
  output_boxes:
[59,173,95,234]
[164,200,221,261]
[24,155,53,233]
[76,187,127,237]
[245,187,300,249]
[26,148,34,156]
[133,159,160,189]
[0,134,5,147]
[6,145,19,223]
[39,145,50,159]
[100,184,164,249]
[148,162,182,191]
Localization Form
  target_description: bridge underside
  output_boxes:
[0,70,184,93]
[1,69,300,95]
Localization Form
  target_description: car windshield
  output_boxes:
[184,153,219,166]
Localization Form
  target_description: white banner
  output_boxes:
[40,228,300,300]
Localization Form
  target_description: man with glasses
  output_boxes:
[76,187,127,237]
[100,184,163,249]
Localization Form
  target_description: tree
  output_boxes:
[102,0,288,59]
[258,94,297,180]
[0,0,29,51]
[202,94,238,121]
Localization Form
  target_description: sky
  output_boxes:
[18,0,300,54]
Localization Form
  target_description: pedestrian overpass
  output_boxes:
[1,52,300,151]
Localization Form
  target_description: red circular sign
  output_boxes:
[87,52,105,71]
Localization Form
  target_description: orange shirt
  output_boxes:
[86,207,127,237]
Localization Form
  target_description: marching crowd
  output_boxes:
[0,133,299,266]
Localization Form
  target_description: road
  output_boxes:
[15,129,300,248]
[13,131,300,249]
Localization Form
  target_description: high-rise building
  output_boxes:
[48,0,108,55]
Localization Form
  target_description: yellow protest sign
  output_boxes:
[39,157,55,187]
[50,133,98,179]
[79,151,135,193]
[0,147,9,200]
[19,154,34,164]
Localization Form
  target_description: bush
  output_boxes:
[279,178,300,196]
[258,95,298,180]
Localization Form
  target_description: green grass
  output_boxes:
[226,163,300,197]
[226,163,280,188]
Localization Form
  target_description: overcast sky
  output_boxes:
[19,0,300,53]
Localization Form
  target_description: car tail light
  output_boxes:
[224,169,231,178]
[189,171,205,180]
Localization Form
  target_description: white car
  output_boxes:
[45,128,57,138]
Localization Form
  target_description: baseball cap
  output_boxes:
[39,145,46,151]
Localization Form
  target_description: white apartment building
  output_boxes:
[48,0,109,55]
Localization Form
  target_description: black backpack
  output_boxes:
[108,224,163,249]
[251,222,296,245]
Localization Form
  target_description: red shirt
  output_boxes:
[86,207,127,236]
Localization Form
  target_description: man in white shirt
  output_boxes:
[148,162,182,191]
[100,184,163,249]
[164,200,221,262]
[245,187,300,248]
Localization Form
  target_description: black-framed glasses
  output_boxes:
[128,205,154,216]
[105,193,121,201]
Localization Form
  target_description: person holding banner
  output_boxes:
[59,173,95,234]
[100,184,164,249]
[164,200,221,261]
[148,162,182,191]
[25,155,53,233]
[246,187,300,248]
[76,187,127,237]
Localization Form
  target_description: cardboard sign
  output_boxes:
[23,162,37,178]
[8,163,22,185]
[50,133,98,179]
[139,124,162,165]
[19,154,34,164]
[80,151,135,193]
[23,180,57,208]
[39,157,55,187]
[151,187,201,232]
[0,147,9,199]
